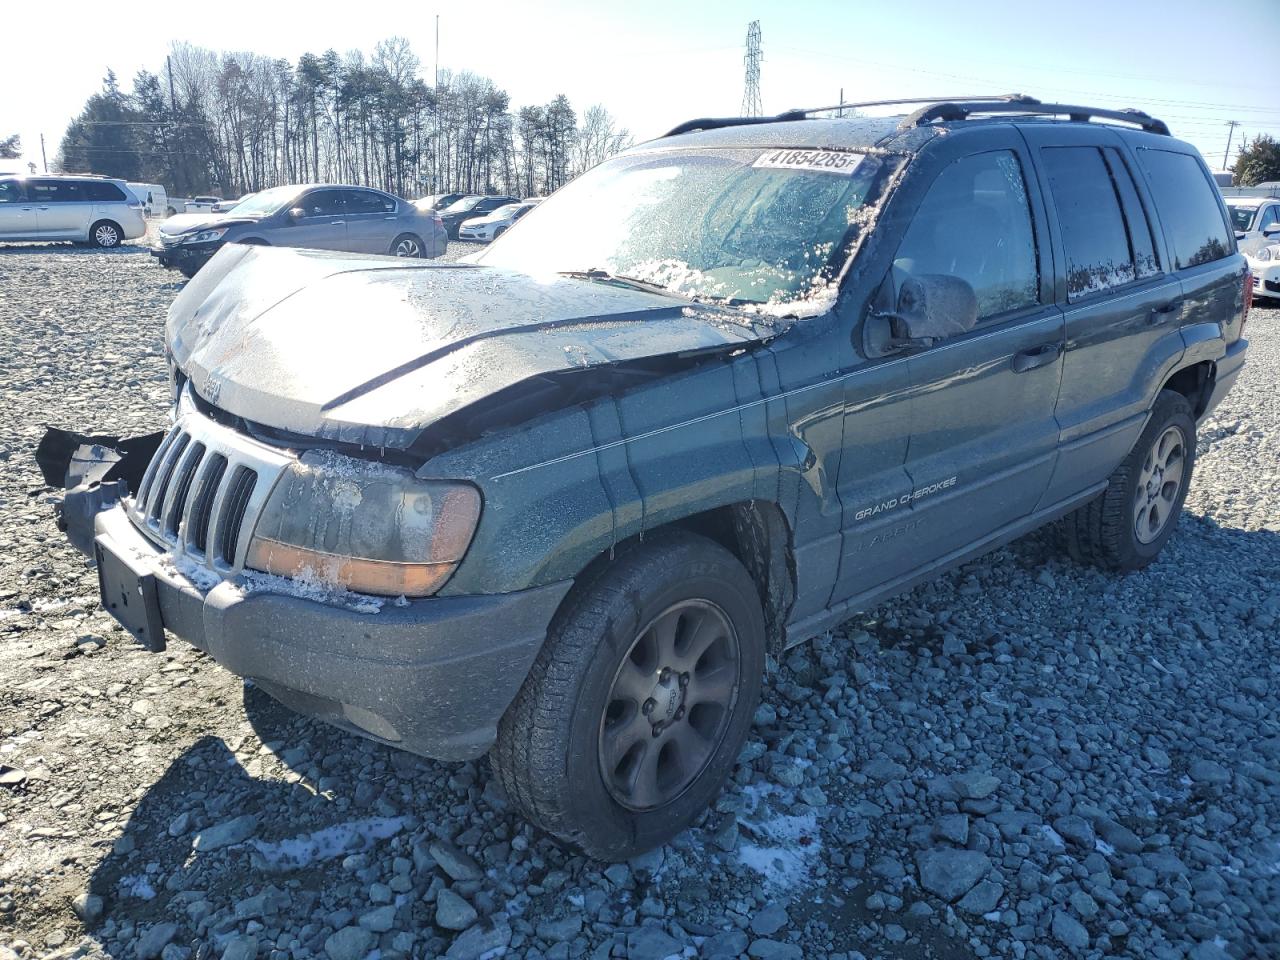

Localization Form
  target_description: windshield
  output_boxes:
[478,147,889,306]
[1227,204,1256,232]
[225,185,303,218]
[489,203,522,218]
[443,196,483,214]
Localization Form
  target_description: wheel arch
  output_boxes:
[1160,359,1214,419]
[567,501,797,654]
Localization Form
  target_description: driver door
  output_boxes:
[282,188,348,251]
[894,143,1065,566]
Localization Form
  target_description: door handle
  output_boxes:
[330,221,343,226]
[1011,342,1062,373]
[1149,299,1183,325]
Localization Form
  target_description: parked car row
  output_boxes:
[413,192,542,241]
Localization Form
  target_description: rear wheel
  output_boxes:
[492,531,765,860]
[1064,389,1196,571]
[391,233,424,258]
[90,221,122,248]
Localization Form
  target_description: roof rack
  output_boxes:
[662,95,1032,137]
[662,93,1170,139]
[899,96,1171,136]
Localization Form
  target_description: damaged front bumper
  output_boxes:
[151,240,221,274]
[44,428,572,762]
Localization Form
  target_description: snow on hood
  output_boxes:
[167,245,782,450]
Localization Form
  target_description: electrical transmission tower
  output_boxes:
[742,21,762,117]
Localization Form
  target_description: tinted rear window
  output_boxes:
[1136,149,1232,269]
[83,181,127,202]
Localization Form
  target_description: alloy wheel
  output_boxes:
[394,237,421,257]
[1133,424,1186,544]
[597,599,741,811]
[94,225,120,248]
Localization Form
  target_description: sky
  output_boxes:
[4,0,1278,177]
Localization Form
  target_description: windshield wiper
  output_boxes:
[557,268,687,299]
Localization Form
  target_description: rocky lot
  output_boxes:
[0,239,1277,960]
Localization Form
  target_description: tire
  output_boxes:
[89,220,122,249]
[493,226,507,240]
[492,531,766,861]
[1064,389,1196,571]
[390,233,424,258]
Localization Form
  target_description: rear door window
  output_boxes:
[893,150,1040,321]
[343,189,394,215]
[1041,146,1154,299]
[1135,148,1233,269]
[30,180,85,203]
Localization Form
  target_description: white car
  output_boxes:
[184,195,223,214]
[1240,236,1280,302]
[457,199,541,242]
[1225,196,1280,242]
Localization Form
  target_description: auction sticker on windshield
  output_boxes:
[753,149,866,176]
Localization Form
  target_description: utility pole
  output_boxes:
[435,15,440,89]
[1223,120,1240,170]
[39,133,47,172]
[838,87,844,118]
[167,55,177,111]
[742,21,762,117]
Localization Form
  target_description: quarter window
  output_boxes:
[1136,148,1232,269]
[1041,146,1157,299]
[893,150,1039,321]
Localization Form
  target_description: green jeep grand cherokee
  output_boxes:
[49,96,1249,859]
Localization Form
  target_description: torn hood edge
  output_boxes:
[167,245,793,453]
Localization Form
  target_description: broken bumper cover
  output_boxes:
[92,504,572,761]
[151,241,221,272]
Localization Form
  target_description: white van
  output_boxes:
[127,183,173,218]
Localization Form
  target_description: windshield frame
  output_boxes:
[476,144,904,312]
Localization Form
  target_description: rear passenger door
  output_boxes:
[1021,126,1189,505]
[342,188,398,254]
[878,138,1065,576]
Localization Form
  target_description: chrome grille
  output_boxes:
[129,412,293,572]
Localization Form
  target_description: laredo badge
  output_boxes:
[753,149,865,176]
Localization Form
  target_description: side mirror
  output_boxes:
[1264,223,1280,237]
[882,274,980,346]
[288,207,305,222]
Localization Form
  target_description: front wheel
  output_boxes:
[90,221,122,248]
[391,233,423,258]
[492,531,765,861]
[1064,389,1196,571]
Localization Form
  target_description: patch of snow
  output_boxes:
[736,782,822,890]
[118,874,156,900]
[1039,824,1066,849]
[1094,838,1116,856]
[247,815,411,871]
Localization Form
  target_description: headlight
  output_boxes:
[245,451,481,597]
[183,228,228,244]
[1255,245,1274,262]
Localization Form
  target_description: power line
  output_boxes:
[742,21,762,118]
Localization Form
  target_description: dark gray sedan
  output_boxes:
[153,183,447,277]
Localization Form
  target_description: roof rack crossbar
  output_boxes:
[899,100,1170,136]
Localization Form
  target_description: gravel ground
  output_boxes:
[1,239,1277,960]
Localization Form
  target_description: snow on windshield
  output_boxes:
[479,147,891,312]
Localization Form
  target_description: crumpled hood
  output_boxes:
[167,245,782,450]
[160,213,255,237]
